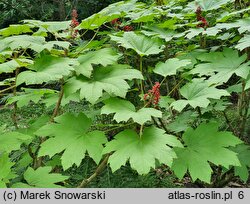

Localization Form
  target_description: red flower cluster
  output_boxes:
[111,18,121,25]
[70,9,79,38]
[196,6,208,28]
[144,82,161,105]
[123,25,133,32]
[110,18,133,32]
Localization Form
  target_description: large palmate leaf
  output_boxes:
[0,132,32,153]
[36,113,107,170]
[103,126,183,174]
[12,167,68,188]
[17,54,76,85]
[154,58,191,77]
[64,64,143,104]
[171,79,229,112]
[101,98,162,125]
[191,48,250,84]
[110,32,163,57]
[0,35,45,52]
[0,153,15,188]
[232,144,250,182]
[171,122,242,183]
[186,0,233,11]
[75,48,120,77]
[235,34,250,51]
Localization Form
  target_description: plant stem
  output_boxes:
[139,56,144,95]
[77,154,110,188]
[0,85,16,94]
[12,67,19,129]
[73,28,99,57]
[50,80,64,122]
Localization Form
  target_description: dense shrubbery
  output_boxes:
[0,0,249,188]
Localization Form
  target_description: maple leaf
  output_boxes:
[101,98,162,125]
[171,122,242,183]
[64,64,143,104]
[36,113,107,170]
[171,79,229,112]
[103,126,183,174]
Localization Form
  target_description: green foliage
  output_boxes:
[171,123,242,183]
[12,167,68,188]
[36,113,107,170]
[110,32,163,57]
[0,0,249,188]
[171,79,229,112]
[64,65,143,104]
[0,153,15,188]
[75,48,120,77]
[103,127,183,174]
[101,98,162,125]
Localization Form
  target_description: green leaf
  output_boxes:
[64,64,143,104]
[232,144,250,182]
[186,0,233,11]
[0,24,33,37]
[0,153,15,188]
[78,13,111,30]
[101,98,162,125]
[185,28,203,39]
[103,126,183,174]
[191,48,250,84]
[0,132,32,153]
[245,74,250,90]
[216,17,250,34]
[0,35,45,52]
[7,89,56,107]
[171,79,229,112]
[154,58,191,77]
[0,58,33,74]
[141,26,176,42]
[110,32,163,57]
[43,41,71,51]
[36,113,107,170]
[171,122,242,183]
[75,48,120,77]
[235,34,250,51]
[12,167,68,188]
[17,54,75,85]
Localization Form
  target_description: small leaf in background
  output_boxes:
[12,167,68,188]
[235,34,250,51]
[154,58,191,77]
[171,122,242,183]
[101,98,162,125]
[171,79,229,112]
[103,126,182,175]
[0,132,32,153]
[110,32,163,57]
